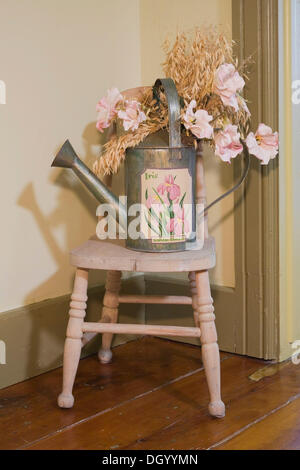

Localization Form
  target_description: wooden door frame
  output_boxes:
[146,0,279,360]
[230,0,279,359]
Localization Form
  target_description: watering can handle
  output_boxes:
[204,140,251,215]
[153,78,181,148]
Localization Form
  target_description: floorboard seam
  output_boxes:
[19,355,232,450]
[207,392,300,450]
[121,419,183,450]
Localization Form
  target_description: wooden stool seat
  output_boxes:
[70,237,216,273]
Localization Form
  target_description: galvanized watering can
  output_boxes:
[125,78,196,252]
[51,78,250,253]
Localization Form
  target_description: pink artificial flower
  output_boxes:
[214,63,245,111]
[118,100,147,132]
[214,124,243,163]
[246,123,279,165]
[96,88,123,133]
[183,100,214,139]
[166,205,190,237]
[157,175,181,202]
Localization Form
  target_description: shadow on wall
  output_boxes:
[16,122,108,379]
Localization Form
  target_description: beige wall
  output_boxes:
[0,0,234,315]
[139,0,234,287]
[0,0,141,312]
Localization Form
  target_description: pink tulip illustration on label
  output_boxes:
[141,169,192,243]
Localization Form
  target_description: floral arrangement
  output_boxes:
[93,28,278,176]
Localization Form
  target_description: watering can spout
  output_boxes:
[51,140,78,168]
[52,140,127,229]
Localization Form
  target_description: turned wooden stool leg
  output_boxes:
[195,270,225,418]
[98,270,122,364]
[58,268,88,409]
[188,271,199,328]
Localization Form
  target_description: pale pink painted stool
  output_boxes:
[57,147,225,419]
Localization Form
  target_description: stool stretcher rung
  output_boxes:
[118,295,192,305]
[82,322,201,338]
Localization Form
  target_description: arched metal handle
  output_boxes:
[153,78,182,148]
[204,140,250,214]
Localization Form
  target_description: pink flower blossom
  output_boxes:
[183,100,214,139]
[157,175,181,202]
[118,100,147,132]
[96,88,123,133]
[245,124,279,165]
[214,124,243,163]
[166,205,190,237]
[214,63,245,111]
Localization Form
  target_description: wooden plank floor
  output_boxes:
[0,337,299,450]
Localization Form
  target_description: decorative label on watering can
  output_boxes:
[141,168,193,244]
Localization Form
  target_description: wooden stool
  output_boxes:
[57,144,225,418]
[57,236,225,418]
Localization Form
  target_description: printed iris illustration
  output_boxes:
[144,174,189,240]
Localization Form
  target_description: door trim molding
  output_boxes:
[147,1,280,360]
[232,0,279,359]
